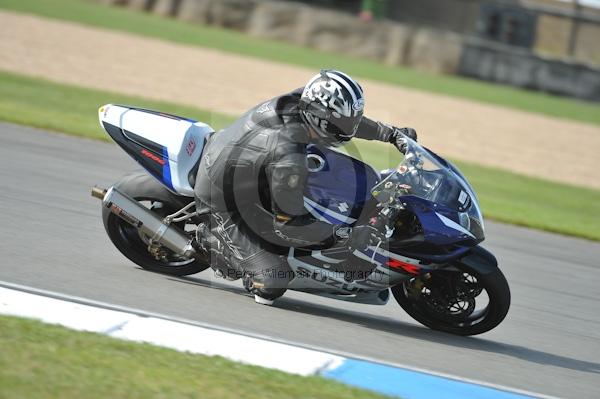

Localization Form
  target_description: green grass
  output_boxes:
[457,161,600,239]
[0,71,233,140]
[1,70,599,240]
[1,0,599,126]
[0,315,389,399]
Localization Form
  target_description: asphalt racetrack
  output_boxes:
[1,123,599,398]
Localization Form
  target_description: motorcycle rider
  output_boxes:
[194,69,417,305]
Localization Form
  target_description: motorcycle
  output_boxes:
[92,104,510,336]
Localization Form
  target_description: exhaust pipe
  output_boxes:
[91,185,197,258]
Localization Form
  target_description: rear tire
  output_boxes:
[392,265,510,336]
[102,173,209,277]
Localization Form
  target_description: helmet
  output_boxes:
[299,69,365,147]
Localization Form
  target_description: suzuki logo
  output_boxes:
[337,202,349,213]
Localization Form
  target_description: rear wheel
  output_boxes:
[392,265,510,336]
[102,173,209,276]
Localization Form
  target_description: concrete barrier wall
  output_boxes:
[459,37,600,101]
[101,0,600,101]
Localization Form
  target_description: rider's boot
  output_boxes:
[254,295,275,305]
[241,251,292,305]
[243,273,285,305]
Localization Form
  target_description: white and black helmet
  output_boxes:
[299,69,365,147]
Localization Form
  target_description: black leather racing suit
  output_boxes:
[194,88,415,300]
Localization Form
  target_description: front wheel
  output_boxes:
[102,173,210,277]
[392,263,510,336]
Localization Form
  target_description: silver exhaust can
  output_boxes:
[92,186,196,258]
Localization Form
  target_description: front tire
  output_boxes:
[392,263,510,336]
[102,173,210,276]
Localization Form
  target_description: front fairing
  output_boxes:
[372,137,485,244]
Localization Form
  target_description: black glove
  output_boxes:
[389,127,417,154]
[335,225,386,251]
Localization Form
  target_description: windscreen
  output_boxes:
[372,138,484,240]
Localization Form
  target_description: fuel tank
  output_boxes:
[303,145,380,226]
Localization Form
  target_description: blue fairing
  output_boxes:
[304,145,379,225]
[401,196,475,245]
[303,144,479,262]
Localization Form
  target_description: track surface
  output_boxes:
[1,123,599,398]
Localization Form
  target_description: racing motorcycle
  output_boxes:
[91,104,510,336]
